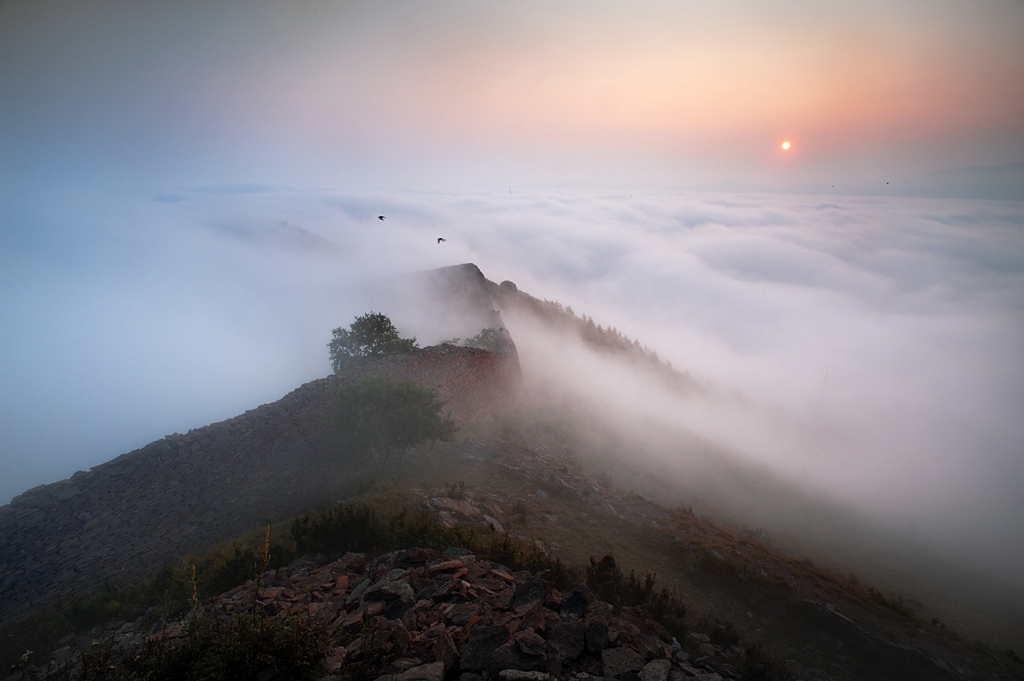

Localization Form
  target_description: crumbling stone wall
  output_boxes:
[0,345,521,624]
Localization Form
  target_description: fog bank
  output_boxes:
[3,185,1023,613]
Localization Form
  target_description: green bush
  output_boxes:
[443,328,514,354]
[290,504,581,590]
[0,533,298,674]
[586,554,687,637]
[334,377,456,478]
[54,608,328,681]
[741,644,793,681]
[291,505,477,558]
[328,313,417,374]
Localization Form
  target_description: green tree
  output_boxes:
[328,312,417,374]
[334,376,456,478]
[441,327,514,353]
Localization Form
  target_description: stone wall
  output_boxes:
[0,345,521,625]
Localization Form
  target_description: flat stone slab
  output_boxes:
[498,671,553,681]
[602,647,646,677]
[639,659,671,681]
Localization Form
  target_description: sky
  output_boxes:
[2,0,1024,606]
[2,0,1023,191]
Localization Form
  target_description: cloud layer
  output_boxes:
[3,185,1024,595]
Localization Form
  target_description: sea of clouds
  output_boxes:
[2,184,1023,591]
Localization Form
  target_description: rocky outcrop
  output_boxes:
[0,345,521,625]
[37,548,713,681]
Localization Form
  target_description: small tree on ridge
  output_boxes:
[334,376,457,478]
[328,312,417,374]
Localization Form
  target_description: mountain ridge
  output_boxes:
[3,264,1024,681]
[0,342,521,625]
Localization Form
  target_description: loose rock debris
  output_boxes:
[55,548,731,681]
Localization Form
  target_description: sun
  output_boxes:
[781,141,792,151]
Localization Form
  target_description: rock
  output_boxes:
[639,659,671,681]
[602,647,646,677]
[460,624,511,672]
[397,548,433,565]
[37,545,706,681]
[560,584,594,618]
[679,663,701,676]
[518,603,551,634]
[492,589,515,610]
[365,569,415,602]
[446,602,481,625]
[386,599,412,620]
[343,553,367,572]
[432,625,459,672]
[635,635,671,661]
[514,629,547,657]
[394,661,445,681]
[546,616,585,662]
[498,671,553,681]
[348,577,372,605]
[511,578,550,612]
[586,620,610,653]
[493,639,546,672]
[431,579,463,602]
[386,658,424,674]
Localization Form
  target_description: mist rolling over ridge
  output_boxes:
[4,1,1024,671]
[4,185,1024,638]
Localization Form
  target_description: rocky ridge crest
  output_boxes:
[39,547,724,681]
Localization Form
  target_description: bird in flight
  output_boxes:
[378,215,386,220]
[437,237,447,244]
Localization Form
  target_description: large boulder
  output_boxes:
[602,647,646,678]
[460,624,511,673]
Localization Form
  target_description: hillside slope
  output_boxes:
[0,344,521,624]
[13,416,1023,681]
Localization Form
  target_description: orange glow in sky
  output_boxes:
[5,1,1019,185]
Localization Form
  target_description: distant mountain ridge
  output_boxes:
[693,162,1024,200]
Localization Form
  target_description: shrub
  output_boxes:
[334,377,456,478]
[289,504,581,590]
[586,555,686,637]
[328,313,417,374]
[54,609,329,681]
[463,328,514,353]
[0,531,299,674]
[742,644,793,681]
[698,617,739,648]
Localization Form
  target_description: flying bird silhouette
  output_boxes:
[437,237,447,244]
[378,215,385,220]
